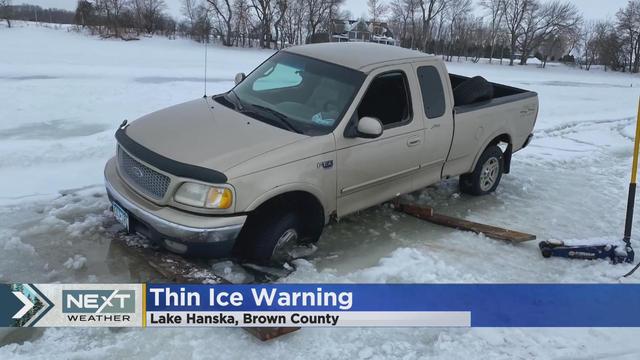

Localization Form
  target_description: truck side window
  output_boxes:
[357,71,411,128]
[416,66,446,118]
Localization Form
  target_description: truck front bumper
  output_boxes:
[104,157,246,256]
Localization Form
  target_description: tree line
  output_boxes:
[1,1,77,27]
[582,1,640,72]
[387,0,582,67]
[178,0,348,48]
[73,1,178,39]
[3,0,640,72]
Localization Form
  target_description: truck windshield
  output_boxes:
[224,52,366,136]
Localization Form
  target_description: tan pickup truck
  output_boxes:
[104,42,538,261]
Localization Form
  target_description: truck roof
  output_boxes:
[283,43,434,72]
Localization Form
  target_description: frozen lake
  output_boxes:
[2,22,640,359]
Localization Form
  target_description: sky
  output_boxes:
[14,0,632,22]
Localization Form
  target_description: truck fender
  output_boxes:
[245,182,330,223]
[469,131,512,174]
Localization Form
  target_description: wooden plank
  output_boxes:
[394,202,536,243]
[243,326,300,341]
[111,237,300,341]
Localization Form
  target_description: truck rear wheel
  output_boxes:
[460,145,504,196]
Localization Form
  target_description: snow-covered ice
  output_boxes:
[2,22,640,359]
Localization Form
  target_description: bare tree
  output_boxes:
[389,0,416,47]
[251,0,274,48]
[182,0,199,28]
[443,0,471,61]
[95,0,130,38]
[75,0,94,28]
[0,0,12,28]
[480,0,504,63]
[502,0,530,65]
[323,0,344,36]
[616,0,640,73]
[419,0,448,50]
[580,20,597,69]
[232,0,252,46]
[207,0,233,46]
[305,0,331,41]
[281,0,306,45]
[597,21,623,71]
[181,0,211,42]
[518,1,581,65]
[133,0,166,34]
[368,0,388,22]
[273,0,288,48]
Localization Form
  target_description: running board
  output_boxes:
[393,202,536,243]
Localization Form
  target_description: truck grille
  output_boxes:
[117,147,170,200]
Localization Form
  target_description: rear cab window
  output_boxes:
[416,66,446,118]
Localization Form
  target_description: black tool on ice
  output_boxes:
[539,99,639,269]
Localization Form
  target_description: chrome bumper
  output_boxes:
[104,157,245,252]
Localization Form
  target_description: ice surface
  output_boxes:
[2,22,640,358]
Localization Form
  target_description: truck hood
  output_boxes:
[122,98,306,173]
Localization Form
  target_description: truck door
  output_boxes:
[335,64,425,216]
[412,62,455,189]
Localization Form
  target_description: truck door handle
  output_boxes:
[407,137,422,147]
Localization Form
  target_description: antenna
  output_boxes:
[203,36,208,98]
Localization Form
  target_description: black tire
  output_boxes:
[237,210,304,263]
[460,145,504,196]
[453,76,494,106]
[539,242,553,258]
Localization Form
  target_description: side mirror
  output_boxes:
[356,117,383,138]
[234,72,246,85]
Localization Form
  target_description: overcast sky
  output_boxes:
[17,0,630,22]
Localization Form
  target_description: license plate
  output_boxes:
[112,202,130,232]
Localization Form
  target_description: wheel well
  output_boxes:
[249,191,325,242]
[489,133,511,147]
[488,133,512,174]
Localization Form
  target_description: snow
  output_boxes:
[63,254,87,270]
[3,21,640,358]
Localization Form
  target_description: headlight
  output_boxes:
[174,182,233,209]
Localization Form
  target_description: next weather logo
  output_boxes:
[62,290,135,323]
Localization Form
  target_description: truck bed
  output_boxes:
[441,73,538,179]
[449,74,537,113]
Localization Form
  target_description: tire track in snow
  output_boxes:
[535,116,633,138]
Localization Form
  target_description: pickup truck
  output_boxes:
[104,42,538,261]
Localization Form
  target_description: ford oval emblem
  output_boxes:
[131,167,144,178]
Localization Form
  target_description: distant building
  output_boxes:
[330,19,397,46]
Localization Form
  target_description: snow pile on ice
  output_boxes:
[3,236,36,256]
[63,254,87,270]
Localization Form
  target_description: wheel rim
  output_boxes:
[272,228,298,260]
[479,157,499,192]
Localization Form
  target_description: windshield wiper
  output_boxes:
[227,90,245,110]
[244,104,303,134]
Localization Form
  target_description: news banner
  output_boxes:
[2,284,640,328]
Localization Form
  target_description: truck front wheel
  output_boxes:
[237,211,304,263]
[460,145,504,196]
